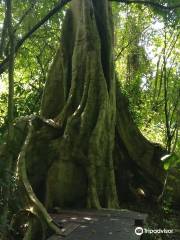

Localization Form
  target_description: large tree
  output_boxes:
[0,0,179,239]
[39,0,166,207]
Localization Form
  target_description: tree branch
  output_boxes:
[0,0,71,75]
[7,0,15,141]
[109,0,180,10]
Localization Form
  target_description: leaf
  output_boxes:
[161,153,180,170]
[164,162,170,170]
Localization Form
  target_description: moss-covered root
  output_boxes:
[15,119,62,239]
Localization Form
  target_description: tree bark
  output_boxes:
[41,0,119,209]
[0,0,15,236]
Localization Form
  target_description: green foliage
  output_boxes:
[0,0,65,142]
[161,153,180,170]
[113,3,180,154]
[0,166,18,235]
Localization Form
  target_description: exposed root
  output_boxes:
[15,118,63,239]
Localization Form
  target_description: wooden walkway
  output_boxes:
[47,209,147,240]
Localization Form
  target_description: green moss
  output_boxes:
[46,160,87,209]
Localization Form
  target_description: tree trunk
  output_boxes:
[40,0,119,209]
[19,0,166,208]
[0,0,15,236]
[39,0,165,209]
[0,0,167,238]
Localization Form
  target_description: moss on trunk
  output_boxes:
[41,0,119,209]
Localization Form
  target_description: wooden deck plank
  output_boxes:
[47,209,147,240]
